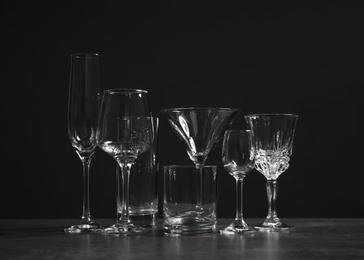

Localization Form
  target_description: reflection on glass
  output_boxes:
[245,114,298,231]
[65,53,102,233]
[160,107,240,210]
[220,130,255,234]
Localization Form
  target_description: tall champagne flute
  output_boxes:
[97,89,152,235]
[245,114,298,231]
[65,53,102,233]
[220,130,255,234]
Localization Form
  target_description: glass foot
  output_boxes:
[64,222,103,233]
[255,218,294,232]
[102,223,147,236]
[164,216,217,236]
[220,219,255,234]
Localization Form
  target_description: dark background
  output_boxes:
[1,1,363,220]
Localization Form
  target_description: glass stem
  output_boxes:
[116,162,133,224]
[116,166,122,220]
[80,153,95,224]
[266,180,279,220]
[235,177,244,221]
[196,166,203,210]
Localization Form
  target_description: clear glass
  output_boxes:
[163,165,217,236]
[97,89,152,235]
[160,107,240,211]
[128,117,159,228]
[245,114,298,231]
[99,88,152,227]
[65,53,102,233]
[100,88,149,117]
[220,130,255,234]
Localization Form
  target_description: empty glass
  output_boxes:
[65,53,102,233]
[160,107,240,210]
[245,114,298,231]
[220,130,255,234]
[97,89,153,235]
[128,117,159,228]
[163,165,217,235]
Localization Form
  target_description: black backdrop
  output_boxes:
[1,1,363,219]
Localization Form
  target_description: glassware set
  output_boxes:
[66,53,299,235]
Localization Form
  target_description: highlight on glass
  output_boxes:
[97,89,153,235]
[65,53,103,233]
[220,130,255,234]
[245,113,298,231]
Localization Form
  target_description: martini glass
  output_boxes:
[245,114,298,231]
[160,107,240,210]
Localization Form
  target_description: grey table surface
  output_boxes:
[1,218,364,259]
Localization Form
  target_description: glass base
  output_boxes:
[164,216,217,236]
[220,219,256,234]
[130,211,158,228]
[255,218,295,232]
[102,223,147,236]
[64,222,103,233]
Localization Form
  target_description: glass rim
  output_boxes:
[225,129,251,133]
[160,107,240,112]
[244,113,298,118]
[71,53,102,58]
[163,165,217,169]
[109,116,155,120]
[104,88,148,94]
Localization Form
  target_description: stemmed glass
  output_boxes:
[245,114,298,231]
[65,53,102,233]
[220,130,255,234]
[97,89,152,235]
[160,107,240,210]
[98,88,150,224]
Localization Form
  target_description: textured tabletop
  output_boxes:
[1,218,364,259]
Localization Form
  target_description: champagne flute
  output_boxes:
[220,130,255,234]
[97,89,152,235]
[245,114,298,231]
[65,53,102,233]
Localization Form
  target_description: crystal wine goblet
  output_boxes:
[160,107,240,210]
[65,53,102,233]
[245,114,298,231]
[97,89,153,235]
[220,130,255,234]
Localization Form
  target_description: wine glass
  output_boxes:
[65,53,102,233]
[97,88,150,224]
[220,130,255,234]
[97,89,153,235]
[245,114,298,231]
[160,107,240,210]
